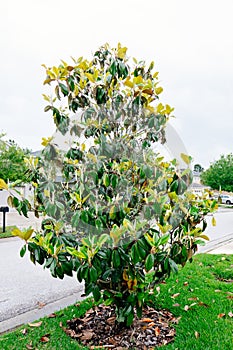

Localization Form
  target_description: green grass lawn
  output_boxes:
[0,253,232,350]
[0,226,16,239]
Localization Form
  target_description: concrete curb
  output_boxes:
[0,290,84,334]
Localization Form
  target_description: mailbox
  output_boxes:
[0,206,9,233]
[0,206,9,213]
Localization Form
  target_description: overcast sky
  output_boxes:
[1,0,233,168]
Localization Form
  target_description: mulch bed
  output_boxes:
[62,304,180,349]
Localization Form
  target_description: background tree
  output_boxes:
[194,163,204,173]
[0,134,30,183]
[201,154,233,192]
[6,44,216,327]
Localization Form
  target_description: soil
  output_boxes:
[62,304,180,349]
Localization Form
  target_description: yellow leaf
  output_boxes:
[212,216,217,226]
[41,136,53,147]
[23,229,34,241]
[180,153,192,165]
[124,77,134,88]
[109,205,116,219]
[44,189,50,197]
[85,73,95,83]
[165,104,175,115]
[157,103,164,113]
[82,194,90,204]
[12,228,24,239]
[0,179,8,190]
[77,60,89,71]
[52,66,59,76]
[42,94,51,102]
[155,87,163,95]
[153,71,159,79]
[199,234,210,241]
[117,43,127,59]
[133,76,143,85]
[123,269,129,281]
[12,227,34,241]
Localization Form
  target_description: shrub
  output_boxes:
[5,44,217,326]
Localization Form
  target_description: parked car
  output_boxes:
[219,194,233,205]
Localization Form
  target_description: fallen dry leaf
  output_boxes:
[154,326,160,336]
[141,317,153,323]
[40,334,50,343]
[188,297,198,301]
[170,316,182,324]
[37,301,46,309]
[171,293,180,299]
[21,328,28,335]
[227,295,233,299]
[166,329,175,337]
[106,316,116,325]
[148,321,156,327]
[82,316,93,323]
[198,302,209,308]
[183,282,189,286]
[190,302,197,308]
[48,313,57,318]
[228,311,233,318]
[173,303,180,307]
[80,331,94,341]
[26,342,34,350]
[184,305,189,311]
[218,313,226,318]
[195,331,200,339]
[28,321,42,328]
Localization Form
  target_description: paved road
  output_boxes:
[0,208,232,331]
[0,237,84,325]
[198,207,233,252]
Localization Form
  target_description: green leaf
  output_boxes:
[103,173,110,187]
[95,218,104,231]
[71,212,80,227]
[112,249,121,268]
[145,253,154,271]
[92,285,101,301]
[89,266,98,282]
[98,233,109,246]
[44,105,52,112]
[59,83,69,96]
[111,174,118,188]
[80,210,89,224]
[168,258,178,274]
[131,243,141,264]
[158,233,170,246]
[20,244,27,258]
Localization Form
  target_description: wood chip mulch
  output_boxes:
[62,304,180,349]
